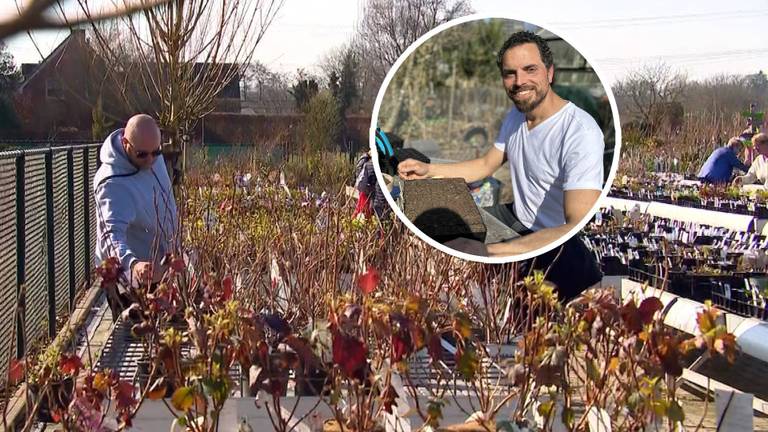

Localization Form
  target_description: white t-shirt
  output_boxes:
[493,102,604,231]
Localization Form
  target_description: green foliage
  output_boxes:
[328,48,358,115]
[301,90,342,154]
[282,151,353,192]
[0,42,21,93]
[289,69,319,111]
[0,42,21,133]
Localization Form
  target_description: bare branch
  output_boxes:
[0,0,172,41]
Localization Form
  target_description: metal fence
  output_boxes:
[0,143,100,372]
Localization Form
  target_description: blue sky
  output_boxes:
[1,0,766,84]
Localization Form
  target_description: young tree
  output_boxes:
[79,0,284,174]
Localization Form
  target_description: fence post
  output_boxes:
[66,150,76,310]
[14,155,25,359]
[44,150,56,338]
[82,148,91,281]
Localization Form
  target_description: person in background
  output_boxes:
[353,149,376,218]
[354,133,404,219]
[697,136,750,184]
[733,133,768,187]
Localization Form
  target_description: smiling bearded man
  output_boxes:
[397,31,605,299]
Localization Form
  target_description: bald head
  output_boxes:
[125,114,160,145]
[727,137,743,149]
[122,114,162,170]
[754,132,768,146]
[753,133,768,157]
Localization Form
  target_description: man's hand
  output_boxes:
[444,237,488,256]
[398,159,430,180]
[732,176,744,186]
[131,261,153,284]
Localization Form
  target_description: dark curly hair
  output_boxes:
[496,31,554,74]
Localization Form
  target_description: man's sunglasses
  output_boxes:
[126,139,163,159]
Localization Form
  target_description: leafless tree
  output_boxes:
[78,0,284,174]
[0,0,170,41]
[242,61,293,114]
[355,0,472,125]
[612,62,687,136]
[357,0,472,68]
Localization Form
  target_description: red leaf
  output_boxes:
[652,333,683,377]
[59,354,83,376]
[390,313,413,362]
[222,275,233,301]
[113,380,137,410]
[620,300,643,334]
[50,409,62,423]
[357,267,380,295]
[428,334,443,363]
[381,384,398,414]
[8,359,24,384]
[96,257,122,284]
[392,333,410,363]
[170,257,186,272]
[332,330,367,379]
[638,297,664,325]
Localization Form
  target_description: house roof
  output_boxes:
[17,29,87,93]
[16,29,241,99]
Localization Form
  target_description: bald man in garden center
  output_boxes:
[93,114,178,313]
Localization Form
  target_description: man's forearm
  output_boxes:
[486,224,575,256]
[427,158,497,183]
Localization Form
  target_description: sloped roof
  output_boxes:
[17,29,87,92]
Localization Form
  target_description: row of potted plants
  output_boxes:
[7,155,741,431]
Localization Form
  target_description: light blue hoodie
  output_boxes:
[93,129,178,281]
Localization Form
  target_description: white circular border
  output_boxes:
[370,13,622,264]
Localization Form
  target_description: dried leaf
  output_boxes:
[222,275,233,301]
[452,312,473,340]
[455,345,479,381]
[607,357,620,374]
[147,377,167,400]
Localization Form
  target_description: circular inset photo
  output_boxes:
[371,16,621,263]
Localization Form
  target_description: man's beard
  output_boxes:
[508,84,549,113]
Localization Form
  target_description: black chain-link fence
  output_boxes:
[0,143,100,377]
